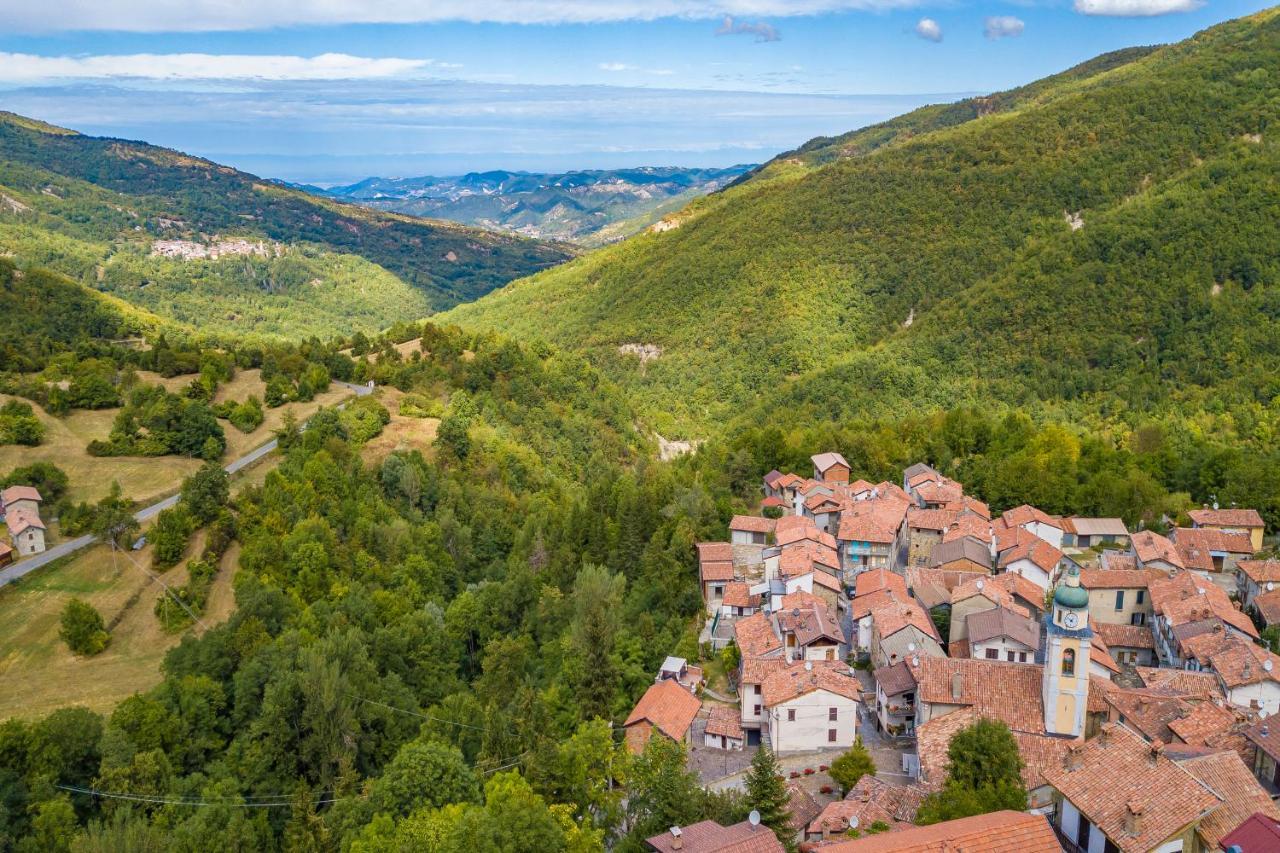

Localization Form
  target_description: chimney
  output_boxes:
[951,671,963,700]
[1066,745,1084,771]
[1125,801,1144,837]
[1147,743,1162,768]
[1097,727,1110,747]
[669,827,683,850]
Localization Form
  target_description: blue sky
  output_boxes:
[0,0,1272,182]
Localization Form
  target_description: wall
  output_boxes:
[1086,586,1152,627]
[971,636,1034,663]
[768,688,859,752]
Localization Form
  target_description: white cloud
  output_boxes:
[0,52,436,81]
[715,15,781,42]
[600,62,677,75]
[913,17,942,42]
[1073,0,1201,15]
[1,1,919,33]
[983,15,1025,39]
[599,62,635,71]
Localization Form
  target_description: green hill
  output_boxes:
[442,10,1280,438]
[0,113,571,338]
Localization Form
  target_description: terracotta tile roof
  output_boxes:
[954,495,991,520]
[998,536,1063,575]
[807,570,843,592]
[701,561,735,582]
[949,575,1031,619]
[0,540,10,558]
[906,507,957,533]
[812,452,850,474]
[1043,723,1220,853]
[1173,527,1255,572]
[965,607,1040,650]
[1175,750,1280,850]
[0,486,41,506]
[1255,589,1280,626]
[722,582,760,609]
[730,515,776,535]
[1239,559,1280,585]
[907,656,1046,734]
[855,568,907,599]
[851,588,901,621]
[1130,530,1184,569]
[5,509,45,535]
[1167,702,1241,746]
[705,705,744,740]
[1135,667,1225,701]
[805,492,845,513]
[698,542,734,562]
[740,656,787,687]
[760,661,860,706]
[625,679,701,741]
[734,613,782,658]
[1100,551,1138,571]
[915,706,1072,791]
[763,469,784,488]
[1245,716,1280,760]
[781,540,840,572]
[941,514,993,544]
[1102,686,1196,743]
[815,810,1060,853]
[1221,812,1280,853]
[646,819,785,853]
[1000,504,1061,530]
[1092,622,1155,650]
[914,479,963,506]
[775,472,804,489]
[992,523,1041,555]
[808,777,922,837]
[783,782,822,837]
[1079,569,1159,590]
[777,593,844,646]
[837,513,898,545]
[1189,507,1265,529]
[777,519,838,551]
[1149,572,1257,638]
[871,597,941,644]
[760,496,787,509]
[1190,633,1280,689]
[906,467,941,488]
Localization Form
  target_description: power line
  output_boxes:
[56,784,365,810]
[110,539,209,631]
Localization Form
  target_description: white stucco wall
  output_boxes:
[767,688,860,753]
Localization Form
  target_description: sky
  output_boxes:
[0,0,1272,183]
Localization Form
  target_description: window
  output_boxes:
[788,709,796,722]
[712,585,724,597]
[754,685,761,695]
[1006,651,1016,662]
[1062,648,1076,677]
[1115,590,1125,611]
[1131,612,1146,627]
[829,707,838,722]
[1019,652,1028,663]
[985,648,998,660]
[828,729,837,743]
[1136,590,1145,605]
[753,704,761,715]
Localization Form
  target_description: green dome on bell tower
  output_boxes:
[1053,565,1090,609]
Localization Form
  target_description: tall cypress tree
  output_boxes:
[744,745,793,850]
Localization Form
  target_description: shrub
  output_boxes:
[0,400,44,446]
[59,598,109,655]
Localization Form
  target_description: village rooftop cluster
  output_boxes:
[630,454,1280,852]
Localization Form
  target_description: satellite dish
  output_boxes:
[976,579,985,590]
[908,642,917,653]
[1266,660,1274,673]
[1269,582,1276,592]
[849,817,860,830]
[748,810,761,827]
[912,655,921,666]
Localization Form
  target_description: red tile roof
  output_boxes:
[1175,750,1280,850]
[705,705,745,740]
[812,452,850,474]
[855,568,907,599]
[646,820,785,853]
[916,706,1071,791]
[1189,507,1265,529]
[1092,622,1155,650]
[1130,530,1184,569]
[907,656,1046,734]
[730,515,776,535]
[734,612,782,658]
[1000,504,1061,530]
[808,777,921,837]
[761,661,861,706]
[998,536,1063,575]
[1238,559,1280,585]
[816,810,1060,852]
[1220,812,1280,853]
[625,679,701,741]
[1173,527,1255,572]
[1079,569,1160,589]
[1255,589,1280,626]
[0,486,41,506]
[721,582,760,609]
[1042,724,1220,853]
[906,507,957,532]
[5,509,45,535]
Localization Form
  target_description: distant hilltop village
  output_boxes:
[643,453,1280,852]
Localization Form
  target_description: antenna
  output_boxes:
[748,810,761,827]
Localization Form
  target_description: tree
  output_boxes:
[626,736,702,842]
[150,506,195,570]
[916,718,1027,825]
[59,599,109,656]
[179,463,230,524]
[371,739,479,818]
[90,482,138,549]
[569,566,625,721]
[743,746,792,849]
[829,738,876,796]
[1,462,69,504]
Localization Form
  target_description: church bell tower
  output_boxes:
[1043,565,1092,737]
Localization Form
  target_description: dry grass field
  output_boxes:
[0,532,237,720]
[360,387,439,465]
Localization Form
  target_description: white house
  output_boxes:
[703,706,745,750]
[761,661,861,752]
[1000,505,1065,550]
[729,515,775,546]
[966,607,1040,664]
[6,509,46,557]
[0,485,42,518]
[998,534,1065,591]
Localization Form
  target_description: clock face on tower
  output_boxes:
[1063,611,1080,629]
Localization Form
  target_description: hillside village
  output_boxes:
[625,453,1280,852]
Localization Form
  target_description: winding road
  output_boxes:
[0,380,373,588]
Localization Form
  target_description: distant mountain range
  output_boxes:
[310,166,755,246]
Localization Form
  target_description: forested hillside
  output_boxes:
[443,10,1280,439]
[0,114,570,338]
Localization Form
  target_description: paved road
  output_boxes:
[0,380,373,588]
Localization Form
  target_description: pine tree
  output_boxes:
[829,737,876,796]
[744,745,793,849]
